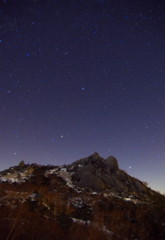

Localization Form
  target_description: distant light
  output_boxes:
[81,87,85,91]
[60,135,64,138]
[129,166,132,169]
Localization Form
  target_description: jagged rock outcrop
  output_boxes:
[106,156,119,171]
[18,160,26,169]
[67,153,146,194]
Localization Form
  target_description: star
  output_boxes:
[25,53,31,57]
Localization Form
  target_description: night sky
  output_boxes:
[0,0,165,193]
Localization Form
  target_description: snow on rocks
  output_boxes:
[124,197,132,201]
[72,217,90,225]
[91,192,98,195]
[123,197,141,204]
[0,166,34,184]
[45,168,58,177]
[58,168,74,188]
[70,197,84,208]
[45,166,75,189]
[71,218,114,237]
[0,170,30,183]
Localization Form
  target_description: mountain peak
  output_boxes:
[67,153,144,193]
[88,152,101,159]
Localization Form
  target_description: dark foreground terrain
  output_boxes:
[0,153,165,240]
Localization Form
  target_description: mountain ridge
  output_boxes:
[0,153,164,240]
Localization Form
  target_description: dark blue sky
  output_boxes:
[0,0,165,193]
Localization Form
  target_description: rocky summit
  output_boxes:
[0,153,165,240]
[67,153,146,194]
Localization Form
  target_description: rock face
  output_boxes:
[67,152,145,193]
[106,156,119,171]
[18,160,26,168]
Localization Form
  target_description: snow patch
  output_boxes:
[72,218,90,225]
[124,197,132,201]
[71,218,113,236]
[58,168,74,188]
[45,168,58,176]
[91,192,98,195]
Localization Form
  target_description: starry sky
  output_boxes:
[0,0,165,193]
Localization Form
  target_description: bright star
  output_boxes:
[25,53,31,56]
